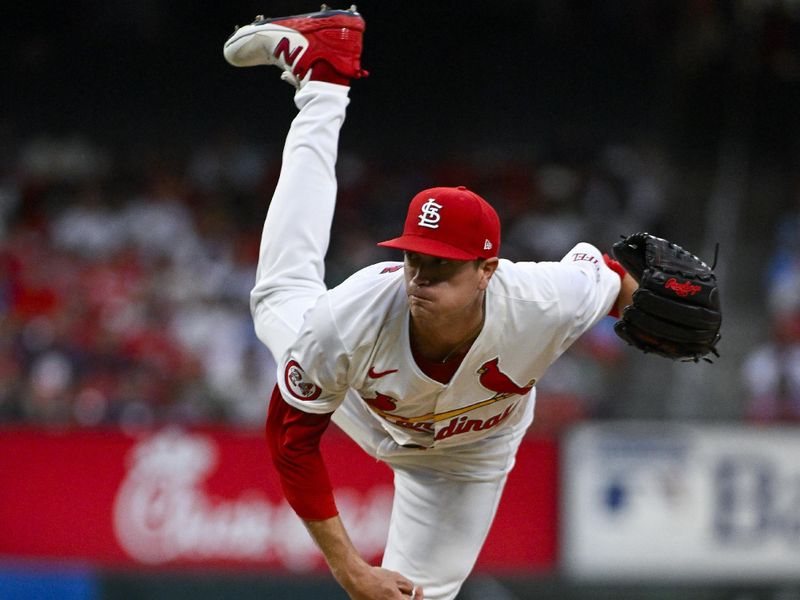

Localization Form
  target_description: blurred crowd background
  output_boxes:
[2,0,800,433]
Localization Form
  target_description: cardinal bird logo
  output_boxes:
[477,358,535,397]
[362,392,398,412]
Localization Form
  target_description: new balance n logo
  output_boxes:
[274,37,302,66]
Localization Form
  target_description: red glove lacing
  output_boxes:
[603,253,627,318]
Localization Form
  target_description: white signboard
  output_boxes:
[563,423,800,581]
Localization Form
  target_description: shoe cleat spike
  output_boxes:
[253,14,264,22]
[349,5,358,12]
[320,4,330,11]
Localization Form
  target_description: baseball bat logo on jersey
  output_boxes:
[360,358,533,442]
[284,359,322,401]
[417,199,443,229]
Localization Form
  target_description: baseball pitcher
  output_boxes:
[223,6,721,599]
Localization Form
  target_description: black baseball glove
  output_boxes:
[612,232,721,362]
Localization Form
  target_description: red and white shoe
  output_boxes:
[224,4,367,88]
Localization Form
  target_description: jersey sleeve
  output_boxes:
[276,293,351,415]
[265,385,338,520]
[552,242,622,352]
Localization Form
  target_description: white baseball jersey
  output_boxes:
[277,242,620,450]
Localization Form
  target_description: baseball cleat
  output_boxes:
[223,5,367,88]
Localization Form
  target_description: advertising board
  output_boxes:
[563,424,800,581]
[0,427,557,572]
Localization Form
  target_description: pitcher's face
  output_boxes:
[403,252,497,320]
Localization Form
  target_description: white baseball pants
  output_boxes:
[251,81,525,600]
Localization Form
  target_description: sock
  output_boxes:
[308,60,350,86]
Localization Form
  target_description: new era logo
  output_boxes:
[484,240,492,250]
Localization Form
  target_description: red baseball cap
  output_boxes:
[378,186,501,260]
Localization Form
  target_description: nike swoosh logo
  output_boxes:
[367,367,398,379]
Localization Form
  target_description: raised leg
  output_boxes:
[250,82,350,361]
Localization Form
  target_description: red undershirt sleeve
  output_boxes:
[603,253,627,319]
[265,384,338,520]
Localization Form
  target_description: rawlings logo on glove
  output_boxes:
[612,232,722,362]
[664,278,701,297]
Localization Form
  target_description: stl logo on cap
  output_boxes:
[417,198,442,229]
[377,186,501,260]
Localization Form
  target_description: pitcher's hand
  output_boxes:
[343,564,423,599]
